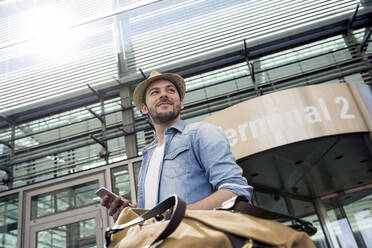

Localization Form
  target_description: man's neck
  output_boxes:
[154,117,180,146]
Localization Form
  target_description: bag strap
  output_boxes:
[218,196,317,236]
[105,195,186,248]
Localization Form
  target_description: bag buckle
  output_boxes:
[105,227,115,248]
[242,239,254,248]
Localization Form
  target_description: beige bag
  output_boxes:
[105,195,316,248]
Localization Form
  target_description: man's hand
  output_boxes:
[100,195,138,221]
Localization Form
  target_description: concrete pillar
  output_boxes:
[120,86,138,158]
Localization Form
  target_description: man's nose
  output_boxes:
[159,89,170,98]
[159,94,169,101]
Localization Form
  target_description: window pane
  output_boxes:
[0,193,18,248]
[133,161,141,196]
[327,207,359,247]
[31,180,99,219]
[111,165,131,202]
[323,187,372,248]
[36,218,96,248]
[343,189,372,247]
[291,198,327,248]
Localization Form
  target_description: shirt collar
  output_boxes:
[167,119,186,133]
[143,119,186,151]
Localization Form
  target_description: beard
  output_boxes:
[147,101,181,124]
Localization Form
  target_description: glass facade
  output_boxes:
[0,0,371,247]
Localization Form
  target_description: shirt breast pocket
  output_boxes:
[163,145,191,178]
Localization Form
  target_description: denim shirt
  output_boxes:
[137,120,253,208]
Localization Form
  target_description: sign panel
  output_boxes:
[203,83,370,160]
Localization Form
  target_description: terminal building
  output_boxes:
[0,0,371,247]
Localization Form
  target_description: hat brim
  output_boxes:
[133,73,186,109]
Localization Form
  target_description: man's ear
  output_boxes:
[180,101,184,110]
[141,103,148,115]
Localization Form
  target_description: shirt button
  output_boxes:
[139,196,143,199]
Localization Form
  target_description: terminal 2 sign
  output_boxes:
[203,83,372,160]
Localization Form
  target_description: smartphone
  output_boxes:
[95,187,120,203]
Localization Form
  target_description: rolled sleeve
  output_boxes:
[194,122,253,200]
[218,183,253,199]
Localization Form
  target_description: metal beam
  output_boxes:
[85,84,109,163]
[86,108,104,124]
[244,39,260,96]
[117,127,128,136]
[0,140,12,149]
[113,76,124,86]
[0,165,10,172]
[360,27,372,53]
[139,68,147,79]
[347,4,360,32]
[90,134,106,148]
[0,114,15,126]
[87,84,103,99]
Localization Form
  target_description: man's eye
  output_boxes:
[168,88,176,93]
[150,90,158,95]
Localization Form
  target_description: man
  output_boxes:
[101,71,252,221]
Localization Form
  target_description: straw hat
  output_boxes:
[133,71,186,109]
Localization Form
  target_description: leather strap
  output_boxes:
[226,233,274,248]
[225,233,247,248]
[219,196,317,236]
[105,195,186,247]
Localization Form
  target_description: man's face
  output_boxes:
[141,79,184,124]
